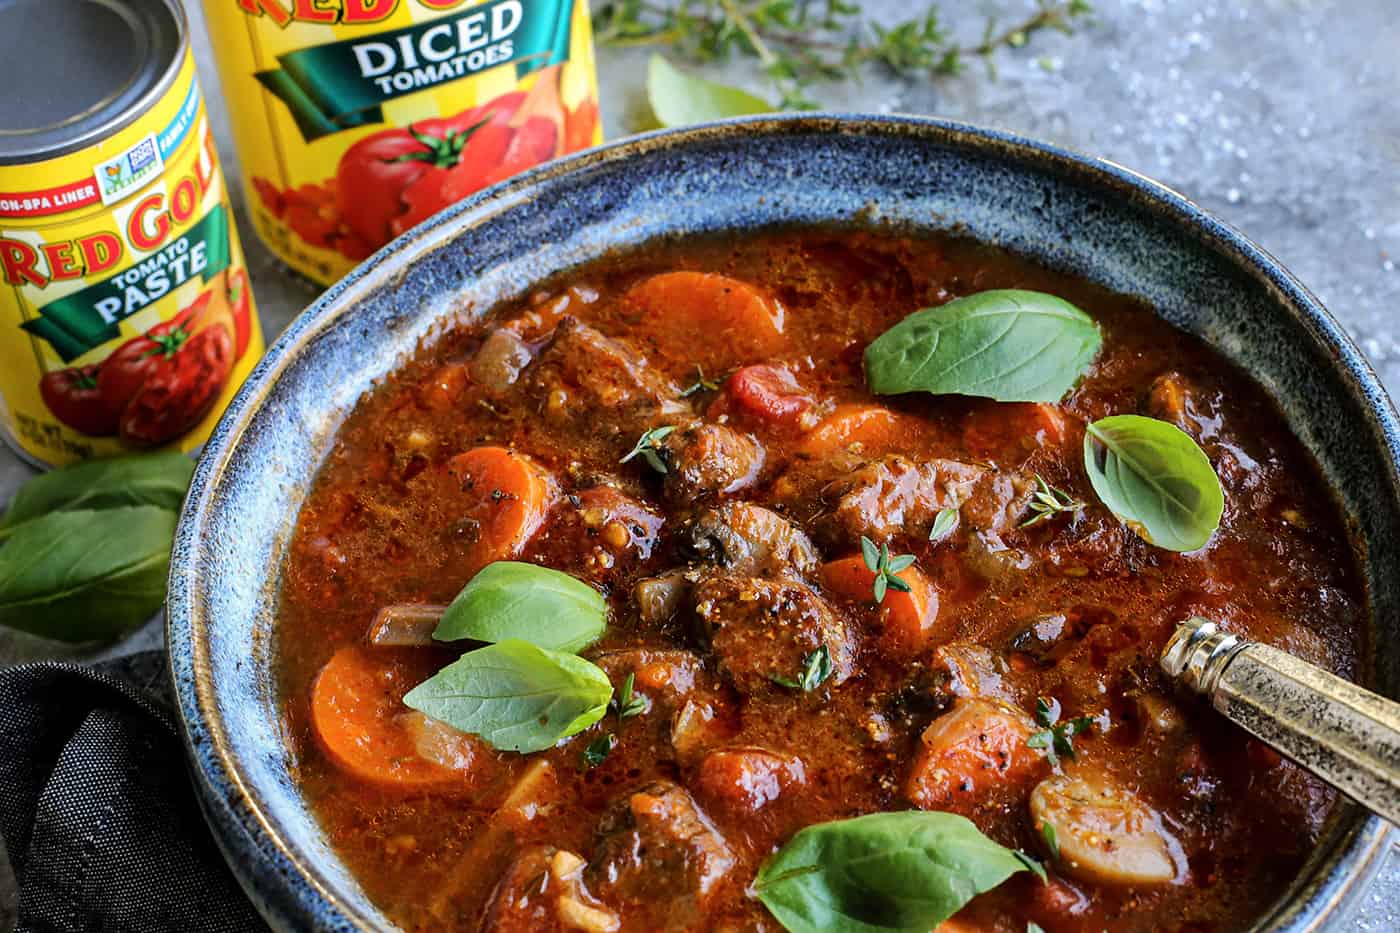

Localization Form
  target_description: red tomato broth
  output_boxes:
[276,230,1363,932]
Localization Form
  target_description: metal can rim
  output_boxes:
[0,0,190,165]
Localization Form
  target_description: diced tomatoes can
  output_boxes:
[0,0,264,469]
[201,0,604,286]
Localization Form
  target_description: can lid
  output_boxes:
[0,0,185,164]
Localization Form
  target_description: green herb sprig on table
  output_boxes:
[597,0,1093,113]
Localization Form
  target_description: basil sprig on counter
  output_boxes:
[863,290,1102,403]
[753,811,1038,933]
[0,452,193,643]
[434,561,607,653]
[404,639,613,754]
[1083,414,1224,552]
[406,561,614,753]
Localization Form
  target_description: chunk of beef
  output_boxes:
[690,573,854,693]
[524,317,688,447]
[817,455,985,545]
[961,471,1038,537]
[586,782,735,916]
[661,421,765,500]
[471,328,534,394]
[479,845,561,932]
[685,502,817,579]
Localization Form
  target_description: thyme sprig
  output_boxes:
[620,425,677,474]
[860,535,915,604]
[1027,696,1096,768]
[1020,474,1085,528]
[593,0,1092,109]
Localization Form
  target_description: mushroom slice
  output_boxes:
[368,603,446,646]
[1030,772,1185,886]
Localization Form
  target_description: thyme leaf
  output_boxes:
[620,425,677,474]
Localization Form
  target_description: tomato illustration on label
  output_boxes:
[35,272,244,449]
[39,365,120,436]
[118,322,234,447]
[251,66,598,263]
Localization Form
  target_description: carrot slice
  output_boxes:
[623,271,785,371]
[797,404,923,459]
[446,447,552,569]
[821,555,940,656]
[311,646,481,789]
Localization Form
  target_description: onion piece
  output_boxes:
[368,603,447,646]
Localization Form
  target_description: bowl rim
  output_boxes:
[167,112,1400,931]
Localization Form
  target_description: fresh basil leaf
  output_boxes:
[1083,414,1224,552]
[0,505,176,642]
[647,54,772,128]
[863,290,1102,403]
[434,561,607,653]
[0,452,192,541]
[1013,849,1048,883]
[403,639,612,753]
[753,810,1034,933]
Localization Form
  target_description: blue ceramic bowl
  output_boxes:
[167,115,1400,931]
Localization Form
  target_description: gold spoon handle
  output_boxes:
[1161,617,1400,827]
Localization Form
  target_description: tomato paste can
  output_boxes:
[200,0,603,285]
[0,0,264,469]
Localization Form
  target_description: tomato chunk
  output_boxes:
[708,364,813,428]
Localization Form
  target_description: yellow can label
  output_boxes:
[203,0,602,285]
[0,51,264,468]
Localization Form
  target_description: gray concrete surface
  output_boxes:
[1,0,1396,928]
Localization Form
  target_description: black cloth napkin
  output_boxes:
[0,652,264,933]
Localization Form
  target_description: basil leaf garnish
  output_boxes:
[403,639,613,753]
[863,290,1101,403]
[647,54,771,128]
[753,810,1035,933]
[435,561,607,653]
[0,505,176,642]
[1083,414,1224,552]
[0,451,192,541]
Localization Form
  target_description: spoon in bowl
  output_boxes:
[1161,617,1400,826]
